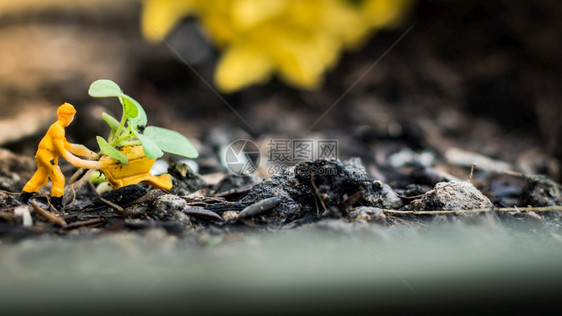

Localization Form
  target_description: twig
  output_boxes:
[87,181,124,212]
[383,205,562,215]
[33,193,60,213]
[504,170,527,178]
[62,218,104,230]
[468,163,477,182]
[181,196,234,204]
[310,174,328,213]
[30,201,66,226]
[186,201,209,206]
[68,185,77,207]
[99,197,124,212]
[66,169,93,200]
[0,189,19,195]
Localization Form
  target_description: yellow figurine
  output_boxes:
[18,103,101,210]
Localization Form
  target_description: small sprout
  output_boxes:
[87,79,198,191]
[88,170,106,185]
[88,79,199,162]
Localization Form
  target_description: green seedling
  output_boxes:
[89,79,199,163]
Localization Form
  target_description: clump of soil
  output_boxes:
[406,181,493,211]
[168,162,207,195]
[239,159,404,225]
[520,175,562,207]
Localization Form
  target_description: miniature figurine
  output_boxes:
[17,103,101,210]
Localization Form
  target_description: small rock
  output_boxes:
[349,207,386,222]
[152,194,192,226]
[407,181,493,211]
[222,211,239,221]
[154,194,187,212]
[361,180,403,209]
[519,175,562,207]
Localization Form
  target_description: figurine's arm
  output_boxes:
[63,150,103,170]
[53,130,102,170]
[67,143,98,159]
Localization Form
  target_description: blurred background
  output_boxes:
[0,0,561,182]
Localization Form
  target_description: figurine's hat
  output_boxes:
[57,103,76,116]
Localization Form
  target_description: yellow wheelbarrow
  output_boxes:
[97,145,172,190]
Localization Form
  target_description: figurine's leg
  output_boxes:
[17,191,34,204]
[49,165,66,210]
[50,197,64,211]
[18,168,49,204]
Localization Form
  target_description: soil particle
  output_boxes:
[241,175,312,225]
[295,159,369,212]
[407,181,493,211]
[0,191,20,210]
[0,148,34,191]
[168,162,207,195]
[519,175,562,207]
[361,180,403,209]
[348,207,386,222]
[403,184,428,197]
[295,159,402,211]
[152,194,193,226]
[98,185,147,207]
[240,159,404,225]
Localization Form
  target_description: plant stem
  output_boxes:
[110,115,127,146]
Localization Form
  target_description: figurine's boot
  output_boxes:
[50,196,64,211]
[17,191,34,204]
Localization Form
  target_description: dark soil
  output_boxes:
[1,0,562,242]
[1,154,561,242]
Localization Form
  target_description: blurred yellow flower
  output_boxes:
[142,0,412,92]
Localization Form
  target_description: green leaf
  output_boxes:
[136,132,164,159]
[123,97,146,130]
[144,126,199,158]
[89,79,123,98]
[101,112,120,134]
[89,79,140,120]
[96,136,128,164]
[120,95,140,120]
